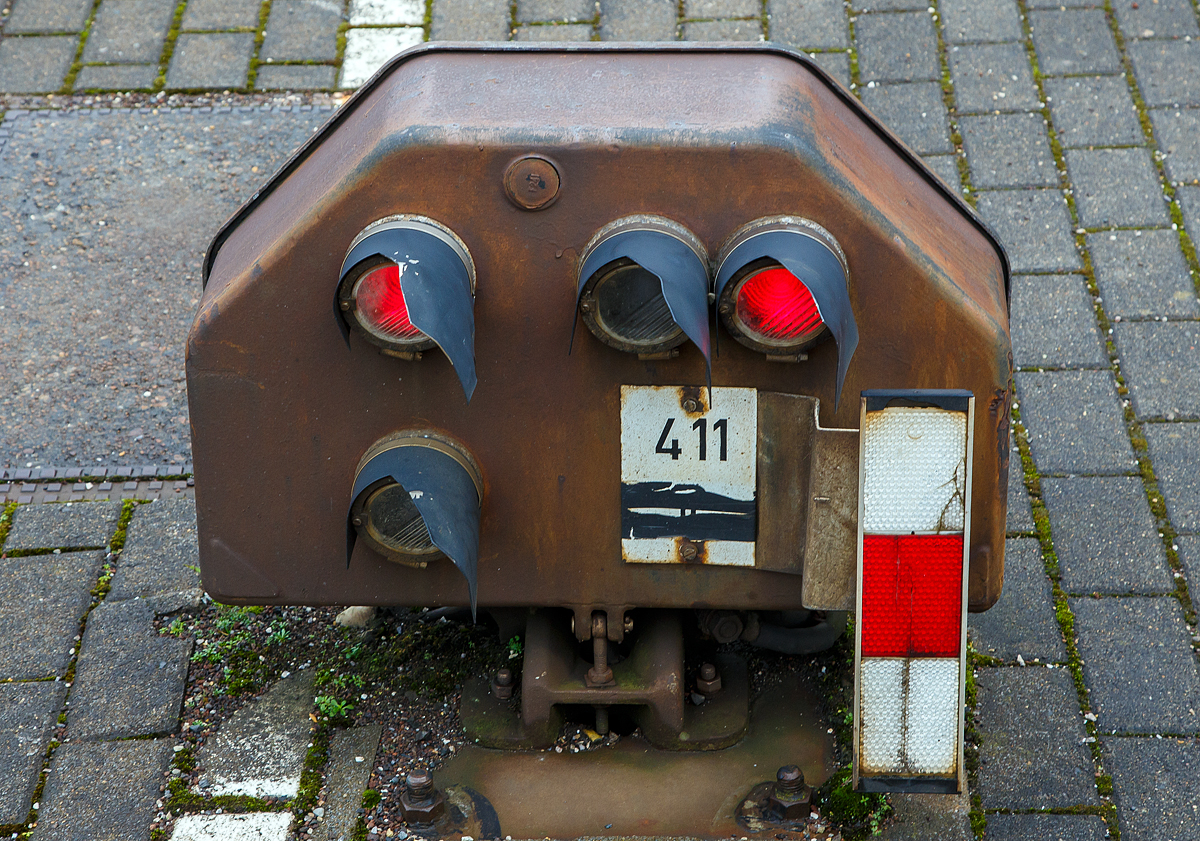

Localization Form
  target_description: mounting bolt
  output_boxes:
[768,764,811,820]
[696,662,722,696]
[400,771,445,823]
[492,667,514,700]
[681,397,700,413]
[680,543,699,561]
[624,615,634,633]
[351,517,363,527]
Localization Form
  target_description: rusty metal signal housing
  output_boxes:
[190,43,1011,614]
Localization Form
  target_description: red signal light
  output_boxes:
[354,263,425,342]
[735,266,825,345]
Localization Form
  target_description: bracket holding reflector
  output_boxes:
[575,215,711,378]
[715,217,857,407]
[854,389,974,794]
[338,215,478,401]
[348,431,484,617]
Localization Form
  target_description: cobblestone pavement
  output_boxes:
[2,0,1200,840]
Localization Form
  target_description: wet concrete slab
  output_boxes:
[0,106,332,469]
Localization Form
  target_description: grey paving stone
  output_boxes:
[107,498,199,602]
[1029,9,1121,76]
[855,12,939,83]
[1144,423,1200,533]
[1015,370,1138,474]
[1182,186,1200,242]
[0,552,102,680]
[598,0,677,40]
[0,35,76,94]
[198,671,315,797]
[432,0,511,40]
[969,538,1066,663]
[975,190,1081,273]
[921,154,961,190]
[181,0,265,30]
[261,0,340,62]
[68,599,190,739]
[325,725,384,841]
[32,739,172,841]
[856,0,927,8]
[1114,322,1200,420]
[254,63,338,89]
[877,791,972,841]
[4,0,92,33]
[682,18,763,39]
[976,668,1097,809]
[1113,0,1200,40]
[947,42,1040,114]
[1043,477,1174,594]
[1010,274,1107,369]
[1067,147,1170,229]
[6,501,122,550]
[768,0,847,50]
[1178,534,1200,589]
[82,0,177,63]
[1007,454,1035,532]
[1089,230,1200,320]
[940,0,1022,44]
[981,814,1109,841]
[167,33,255,88]
[1129,40,1200,107]
[514,22,593,39]
[74,63,159,91]
[1106,738,1200,841]
[0,681,66,826]
[1071,596,1200,733]
[1151,108,1200,184]
[685,0,759,17]
[861,82,952,155]
[1045,76,1145,149]
[961,112,1057,189]
[807,51,851,88]
[518,0,594,21]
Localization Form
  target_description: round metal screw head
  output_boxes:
[682,397,699,412]
[700,663,717,681]
[776,765,805,795]
[680,543,698,560]
[406,771,434,801]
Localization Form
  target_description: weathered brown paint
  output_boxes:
[189,44,1011,613]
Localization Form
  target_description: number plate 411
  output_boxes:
[619,386,758,566]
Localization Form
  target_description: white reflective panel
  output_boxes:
[862,407,967,533]
[859,658,904,773]
[904,658,961,774]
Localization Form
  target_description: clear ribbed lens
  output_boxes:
[859,658,960,775]
[366,483,434,554]
[862,407,968,533]
[594,263,681,347]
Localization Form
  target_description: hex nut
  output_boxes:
[768,765,811,820]
[696,662,722,696]
[401,772,445,823]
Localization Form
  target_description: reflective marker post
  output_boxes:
[854,390,974,793]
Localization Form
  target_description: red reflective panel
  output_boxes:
[735,266,824,343]
[861,534,964,658]
[356,263,424,341]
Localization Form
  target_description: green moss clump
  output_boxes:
[361,788,381,809]
[816,767,892,840]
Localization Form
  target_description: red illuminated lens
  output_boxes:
[355,263,425,342]
[735,266,824,344]
[861,534,964,658]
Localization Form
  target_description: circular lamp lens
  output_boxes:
[585,258,684,350]
[353,263,426,343]
[733,264,825,346]
[363,482,436,556]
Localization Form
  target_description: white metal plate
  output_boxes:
[620,386,757,566]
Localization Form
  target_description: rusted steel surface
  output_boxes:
[189,44,1011,612]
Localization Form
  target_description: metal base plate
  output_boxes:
[440,672,835,839]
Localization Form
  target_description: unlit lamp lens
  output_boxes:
[591,260,683,349]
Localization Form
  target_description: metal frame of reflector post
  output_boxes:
[853,389,974,794]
